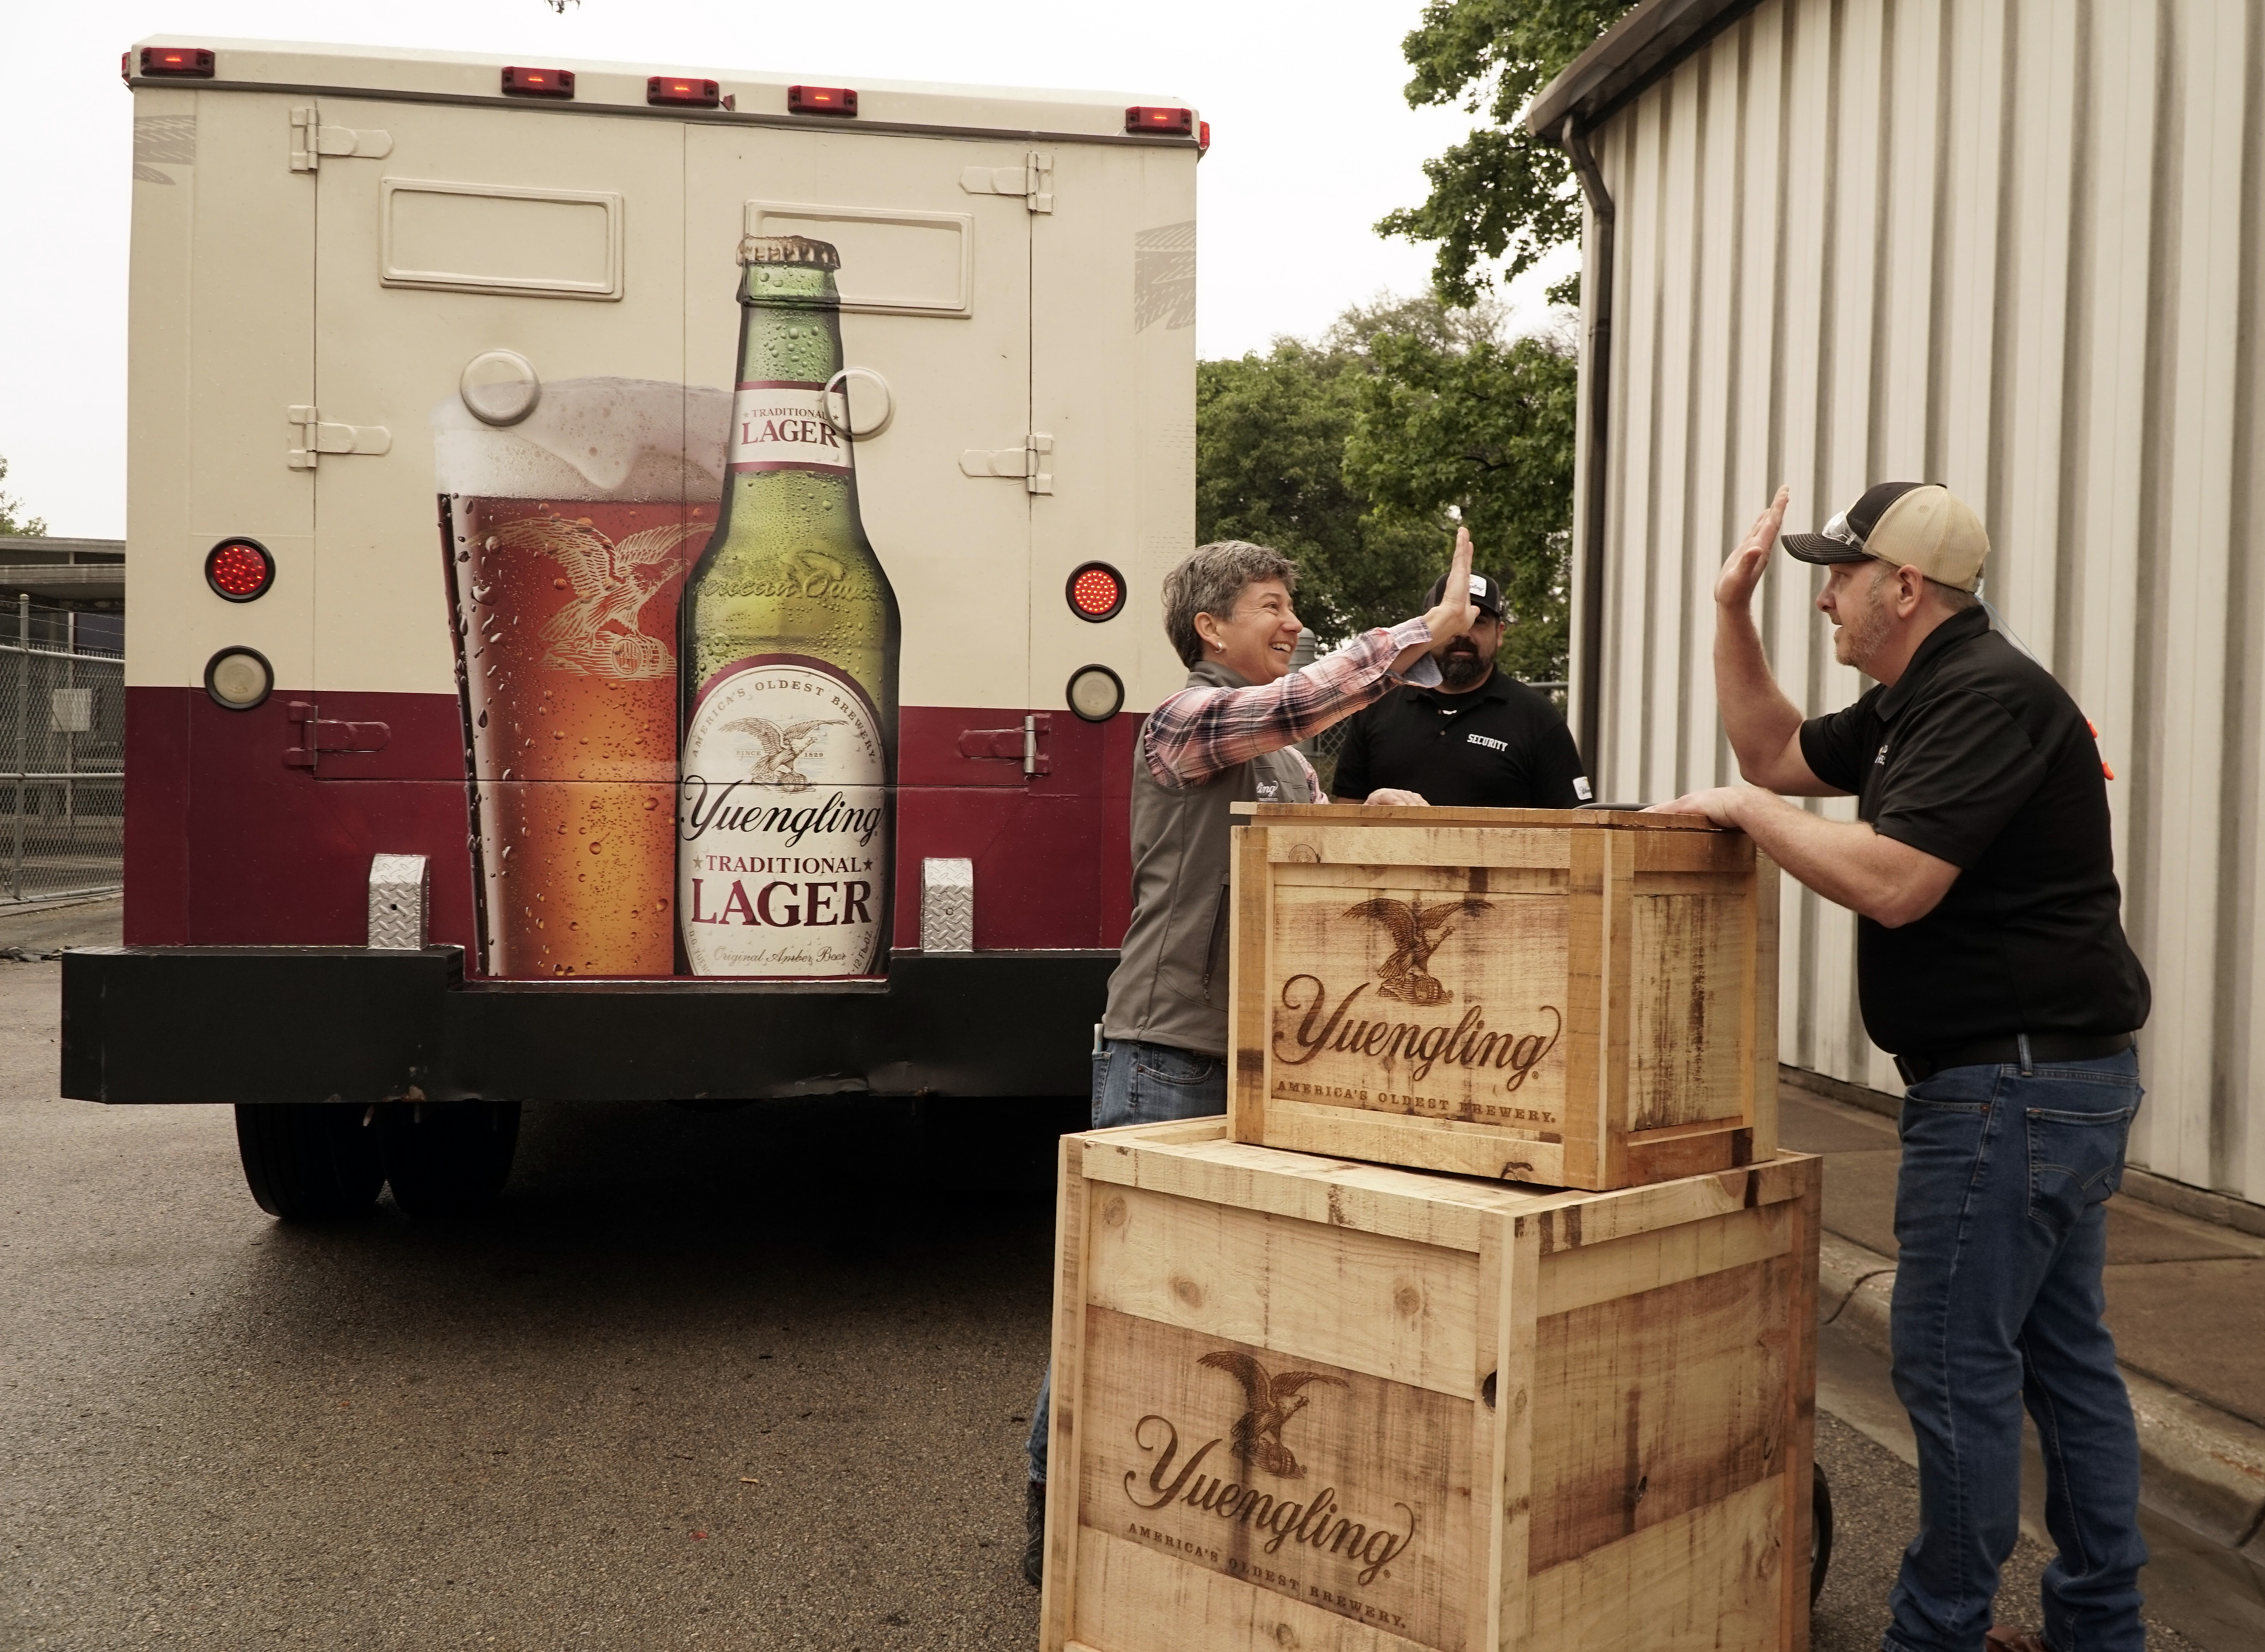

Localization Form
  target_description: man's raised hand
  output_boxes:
[1422,526,1482,649]
[1716,486,1791,610]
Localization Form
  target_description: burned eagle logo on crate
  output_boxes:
[1274,891,1567,1147]
[1229,805,1780,1191]
[1091,1315,1454,1642]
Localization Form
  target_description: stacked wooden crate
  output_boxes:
[1227,805,1780,1190]
[1040,807,1818,1652]
[1039,1119,1821,1652]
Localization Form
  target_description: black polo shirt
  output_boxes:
[1330,670,1588,809]
[1798,607,2150,1056]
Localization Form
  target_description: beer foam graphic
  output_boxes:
[433,377,731,502]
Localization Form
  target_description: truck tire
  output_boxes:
[378,1101,520,1217]
[234,1102,385,1221]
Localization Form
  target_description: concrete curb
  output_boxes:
[1816,1232,2265,1558]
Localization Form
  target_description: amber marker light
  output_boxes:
[787,85,858,116]
[501,66,575,98]
[138,46,216,78]
[648,76,721,108]
[1125,106,1195,136]
[1067,563,1126,622]
[206,539,275,602]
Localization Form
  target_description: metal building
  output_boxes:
[1530,0,2265,1205]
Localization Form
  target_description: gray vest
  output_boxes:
[1101,661,1314,1057]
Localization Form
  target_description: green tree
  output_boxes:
[1377,0,1634,304]
[1343,327,1577,682]
[0,457,46,538]
[1195,295,1576,682]
[1196,336,1443,644]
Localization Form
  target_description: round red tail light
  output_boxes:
[1067,562,1126,622]
[206,538,275,601]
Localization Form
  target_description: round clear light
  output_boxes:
[1066,665,1124,723]
[206,648,272,710]
[459,350,542,427]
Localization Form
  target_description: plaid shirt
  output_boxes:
[1143,618,1435,793]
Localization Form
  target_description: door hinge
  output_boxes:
[957,432,1053,495]
[288,406,393,470]
[958,150,1053,213]
[290,106,394,172]
[284,702,393,772]
[956,714,1052,777]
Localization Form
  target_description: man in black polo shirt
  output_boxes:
[1655,482,2150,1652]
[1329,570,1591,808]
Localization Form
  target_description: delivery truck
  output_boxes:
[66,38,1204,1218]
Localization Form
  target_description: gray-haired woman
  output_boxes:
[1020,529,1480,1586]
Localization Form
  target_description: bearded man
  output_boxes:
[1653,482,2151,1652]
[1328,568,1591,808]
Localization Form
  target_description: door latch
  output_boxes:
[284,701,393,772]
[957,150,1053,213]
[290,106,394,172]
[288,406,393,470]
[956,433,1053,495]
[956,714,1051,777]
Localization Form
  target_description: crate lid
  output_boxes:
[1231,802,1724,830]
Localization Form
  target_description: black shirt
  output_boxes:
[1798,607,2150,1056]
[1330,670,1589,809]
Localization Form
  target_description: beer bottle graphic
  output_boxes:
[677,235,901,976]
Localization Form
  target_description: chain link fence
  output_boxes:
[0,601,123,904]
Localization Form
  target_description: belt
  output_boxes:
[1894,1033,2134,1087]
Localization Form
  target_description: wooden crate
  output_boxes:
[1039,1120,1820,1652]
[1227,804,1778,1190]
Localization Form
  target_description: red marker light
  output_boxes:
[787,85,858,116]
[648,76,721,108]
[1199,120,1212,154]
[501,66,575,99]
[206,539,276,602]
[1067,563,1127,622]
[138,46,216,79]
[1126,105,1194,137]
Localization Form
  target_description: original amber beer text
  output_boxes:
[677,236,901,976]
[437,377,726,977]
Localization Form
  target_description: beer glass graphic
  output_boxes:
[436,377,728,976]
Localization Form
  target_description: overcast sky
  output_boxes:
[0,0,1575,538]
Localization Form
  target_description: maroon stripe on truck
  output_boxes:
[126,690,1143,961]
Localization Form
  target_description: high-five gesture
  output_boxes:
[1421,526,1482,649]
[1717,485,1791,610]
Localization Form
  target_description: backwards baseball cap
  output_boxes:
[1425,569,1506,619]
[1781,482,1990,593]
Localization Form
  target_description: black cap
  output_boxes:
[1781,481,1930,565]
[1425,569,1506,618]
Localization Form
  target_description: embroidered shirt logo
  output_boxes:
[1255,779,1281,800]
[1465,733,1509,752]
[1875,743,1891,766]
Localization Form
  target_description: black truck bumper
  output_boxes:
[61,947,1117,1104]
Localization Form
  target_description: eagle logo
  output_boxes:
[1197,1351,1347,1480]
[1342,897,1493,1005]
[719,716,840,792]
[485,516,708,680]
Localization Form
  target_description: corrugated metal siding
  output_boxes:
[1570,0,2265,1201]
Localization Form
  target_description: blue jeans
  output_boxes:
[1883,1045,2147,1652]
[1025,1037,1226,1485]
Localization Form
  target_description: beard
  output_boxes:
[1833,582,1899,669]
[1439,643,1492,689]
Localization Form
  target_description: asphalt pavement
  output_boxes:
[0,900,2226,1647]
